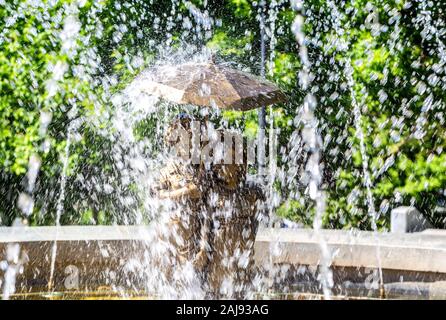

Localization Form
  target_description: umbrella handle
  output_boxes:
[210,53,217,64]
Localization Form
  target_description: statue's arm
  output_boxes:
[158,183,201,200]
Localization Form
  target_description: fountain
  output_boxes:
[0,0,445,300]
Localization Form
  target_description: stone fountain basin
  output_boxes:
[0,226,445,299]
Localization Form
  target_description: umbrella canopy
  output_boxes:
[131,62,287,111]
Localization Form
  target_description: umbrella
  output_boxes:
[131,61,287,111]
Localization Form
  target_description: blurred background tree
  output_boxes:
[0,0,445,229]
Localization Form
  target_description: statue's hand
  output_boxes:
[158,183,201,200]
[193,249,209,271]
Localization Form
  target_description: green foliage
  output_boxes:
[207,0,446,229]
[1,0,445,230]
[228,0,252,17]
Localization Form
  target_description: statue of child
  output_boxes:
[152,114,211,281]
[153,114,264,298]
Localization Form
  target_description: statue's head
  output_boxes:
[164,113,196,146]
[164,112,247,189]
